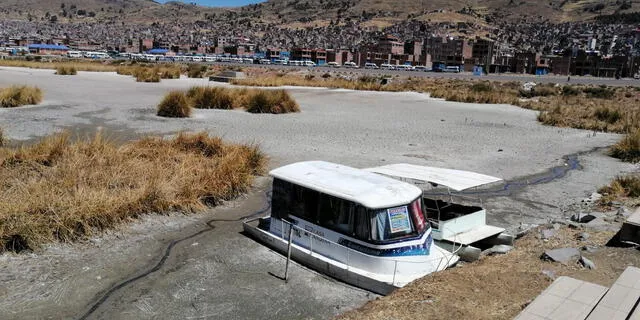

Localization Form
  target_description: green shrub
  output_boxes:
[0,86,43,108]
[157,91,192,118]
[187,86,234,109]
[246,90,300,114]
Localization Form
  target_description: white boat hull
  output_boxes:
[243,217,458,295]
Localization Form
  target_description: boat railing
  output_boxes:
[278,219,457,286]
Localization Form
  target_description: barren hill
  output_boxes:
[0,0,638,25]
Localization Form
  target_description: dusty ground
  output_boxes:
[339,225,640,320]
[0,67,637,319]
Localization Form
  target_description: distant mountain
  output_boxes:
[1,0,638,25]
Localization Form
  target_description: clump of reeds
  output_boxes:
[246,89,300,114]
[187,86,234,109]
[55,65,77,75]
[610,129,640,162]
[187,64,208,78]
[0,59,118,72]
[0,131,265,253]
[598,174,640,205]
[116,65,181,82]
[157,91,192,118]
[0,86,43,108]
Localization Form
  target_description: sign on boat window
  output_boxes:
[387,206,412,233]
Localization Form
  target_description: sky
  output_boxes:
[156,0,265,7]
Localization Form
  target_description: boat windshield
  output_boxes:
[367,197,427,242]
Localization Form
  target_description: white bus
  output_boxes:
[67,51,82,58]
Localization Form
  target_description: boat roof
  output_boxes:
[364,164,502,192]
[269,161,422,209]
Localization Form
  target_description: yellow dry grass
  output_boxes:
[0,59,118,72]
[0,131,266,253]
[235,74,640,133]
[0,85,43,108]
[55,65,77,75]
[339,226,636,320]
[157,91,192,118]
[183,86,300,114]
[116,64,182,82]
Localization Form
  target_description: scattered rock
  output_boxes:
[578,232,590,241]
[609,201,623,208]
[541,269,556,280]
[567,221,583,229]
[497,149,503,152]
[581,245,599,253]
[617,207,631,218]
[552,219,568,226]
[516,224,537,238]
[486,245,513,255]
[582,192,602,203]
[571,212,596,223]
[541,229,555,240]
[579,256,596,270]
[542,247,580,264]
[585,218,619,232]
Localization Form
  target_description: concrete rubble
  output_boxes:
[542,247,581,264]
[579,256,596,269]
[486,245,514,255]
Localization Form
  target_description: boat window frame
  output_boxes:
[271,178,429,245]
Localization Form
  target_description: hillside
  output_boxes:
[1,0,639,25]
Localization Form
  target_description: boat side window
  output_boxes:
[271,179,319,222]
[354,205,370,241]
[318,193,354,235]
[291,184,319,222]
[271,178,292,219]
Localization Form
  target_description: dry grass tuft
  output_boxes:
[55,65,78,75]
[0,128,5,147]
[116,65,181,82]
[187,86,234,109]
[246,89,300,114]
[0,131,266,253]
[187,64,208,78]
[0,86,43,108]
[598,174,640,205]
[235,73,640,134]
[0,59,119,72]
[181,86,299,114]
[157,91,192,118]
[610,129,640,162]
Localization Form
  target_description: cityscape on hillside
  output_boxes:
[2,1,640,77]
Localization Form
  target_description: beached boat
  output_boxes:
[243,161,459,295]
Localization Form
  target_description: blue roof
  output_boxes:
[28,44,69,50]
[147,48,169,54]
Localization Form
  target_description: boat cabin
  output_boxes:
[365,163,505,246]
